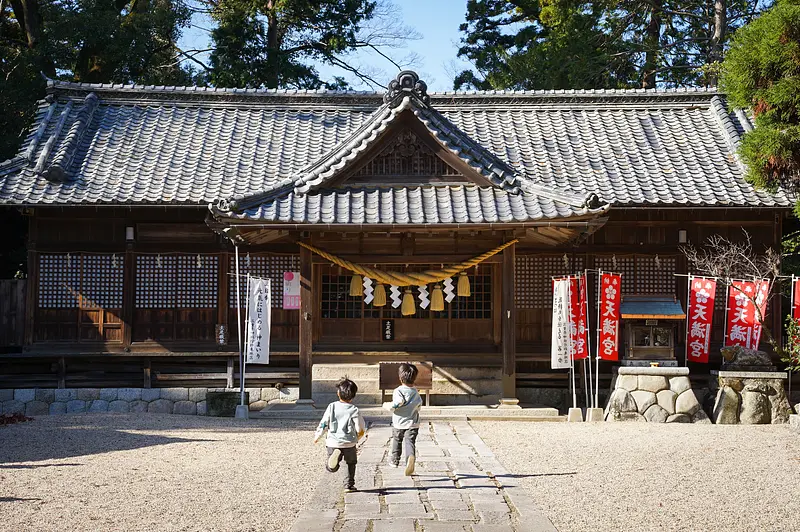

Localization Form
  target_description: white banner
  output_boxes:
[551,278,571,369]
[245,277,271,364]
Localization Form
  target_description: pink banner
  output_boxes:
[598,273,622,361]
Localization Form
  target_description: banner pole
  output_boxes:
[569,278,577,410]
[595,270,602,409]
[241,273,251,407]
[234,246,244,396]
[685,275,692,367]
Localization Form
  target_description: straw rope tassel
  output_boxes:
[349,274,363,297]
[431,284,444,312]
[373,283,387,306]
[401,289,415,316]
[297,239,518,286]
[457,271,470,297]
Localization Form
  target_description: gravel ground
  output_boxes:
[0,414,322,532]
[472,421,800,532]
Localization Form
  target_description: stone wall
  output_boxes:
[605,367,710,423]
[0,386,299,416]
[708,371,791,424]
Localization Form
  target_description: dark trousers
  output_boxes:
[326,446,357,488]
[391,427,418,463]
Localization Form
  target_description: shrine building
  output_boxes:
[0,71,791,408]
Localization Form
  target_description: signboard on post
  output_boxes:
[283,271,300,309]
[245,277,271,364]
[686,276,716,363]
[551,278,571,369]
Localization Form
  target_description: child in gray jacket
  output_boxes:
[382,363,423,476]
[314,378,366,492]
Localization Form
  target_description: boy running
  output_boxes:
[314,378,366,492]
[383,363,423,476]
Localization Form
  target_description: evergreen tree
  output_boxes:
[721,0,800,207]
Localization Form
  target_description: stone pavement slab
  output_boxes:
[289,420,555,532]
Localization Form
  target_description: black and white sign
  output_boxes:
[382,319,395,341]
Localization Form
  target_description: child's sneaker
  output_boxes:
[404,455,415,476]
[389,459,399,468]
[327,449,341,470]
[344,485,357,493]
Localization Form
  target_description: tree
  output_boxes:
[721,0,800,210]
[199,0,418,89]
[455,0,773,90]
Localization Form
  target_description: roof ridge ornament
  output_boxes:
[384,70,429,108]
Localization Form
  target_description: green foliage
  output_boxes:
[722,0,800,197]
[207,0,378,89]
[456,0,772,90]
[782,316,800,373]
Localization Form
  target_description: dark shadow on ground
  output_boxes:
[0,497,42,502]
[0,425,215,464]
[0,463,82,469]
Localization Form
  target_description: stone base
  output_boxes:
[790,414,800,434]
[620,359,678,367]
[0,386,300,417]
[585,408,604,422]
[234,404,250,419]
[292,399,317,410]
[709,370,791,424]
[605,366,705,423]
[567,407,583,422]
[498,398,521,409]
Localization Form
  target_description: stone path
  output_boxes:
[291,421,555,532]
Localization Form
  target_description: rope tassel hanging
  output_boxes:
[457,271,470,297]
[349,274,363,297]
[431,284,445,312]
[297,239,517,287]
[401,289,415,316]
[373,283,387,306]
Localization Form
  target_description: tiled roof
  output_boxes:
[225,185,605,225]
[621,296,686,319]
[0,74,791,210]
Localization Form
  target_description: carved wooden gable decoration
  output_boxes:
[344,128,466,186]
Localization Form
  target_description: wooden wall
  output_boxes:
[0,279,25,349]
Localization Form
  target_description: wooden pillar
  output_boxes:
[501,242,518,403]
[23,213,38,347]
[122,237,135,349]
[299,244,313,401]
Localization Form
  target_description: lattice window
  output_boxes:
[38,254,123,309]
[321,275,363,319]
[177,255,218,308]
[595,255,677,295]
[135,255,177,308]
[451,271,492,319]
[228,254,298,309]
[81,254,124,308]
[515,255,586,309]
[635,256,676,294]
[351,130,462,178]
[595,256,635,294]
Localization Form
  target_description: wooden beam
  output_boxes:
[143,358,151,388]
[501,243,517,399]
[226,357,234,388]
[122,242,134,348]
[23,213,38,347]
[57,357,66,389]
[299,244,313,400]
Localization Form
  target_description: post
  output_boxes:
[234,246,249,419]
[298,243,314,404]
[500,242,519,407]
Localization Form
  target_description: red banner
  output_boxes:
[569,276,589,360]
[793,277,800,321]
[598,273,622,361]
[686,277,716,363]
[725,281,757,348]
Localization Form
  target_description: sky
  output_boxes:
[180,0,473,91]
